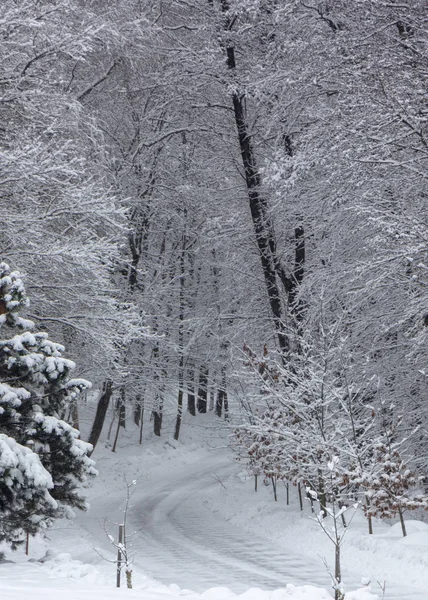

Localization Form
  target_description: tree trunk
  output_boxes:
[128,143,162,292]
[112,414,121,453]
[224,391,229,420]
[399,507,407,537]
[133,393,143,426]
[197,366,208,413]
[187,370,196,416]
[174,234,186,441]
[290,225,305,319]
[151,343,164,437]
[334,542,342,600]
[153,404,163,436]
[153,393,163,437]
[271,476,278,502]
[364,496,373,534]
[174,385,183,441]
[139,401,144,445]
[219,2,293,355]
[215,363,228,418]
[318,472,327,518]
[229,79,289,354]
[298,482,303,511]
[133,393,145,444]
[215,387,225,418]
[87,380,113,455]
[117,388,126,429]
[339,500,347,528]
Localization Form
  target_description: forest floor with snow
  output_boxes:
[1,411,428,600]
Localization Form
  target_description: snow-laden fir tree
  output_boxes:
[0,263,96,547]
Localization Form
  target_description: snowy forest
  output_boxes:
[1,1,428,598]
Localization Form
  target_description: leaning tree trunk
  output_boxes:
[87,380,113,456]
[216,2,306,354]
[229,80,288,353]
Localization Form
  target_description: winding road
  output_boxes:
[125,453,423,599]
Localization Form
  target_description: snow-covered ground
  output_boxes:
[1,412,427,600]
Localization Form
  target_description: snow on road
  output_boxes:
[124,449,427,600]
[131,454,337,592]
[2,416,428,600]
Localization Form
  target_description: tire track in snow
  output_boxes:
[128,455,422,599]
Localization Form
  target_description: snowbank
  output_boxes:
[0,551,378,600]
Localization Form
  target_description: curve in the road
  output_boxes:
[128,456,420,600]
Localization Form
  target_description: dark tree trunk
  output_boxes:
[174,383,183,441]
[187,369,196,416]
[139,409,144,444]
[215,388,224,418]
[128,141,163,292]
[133,398,141,426]
[224,390,229,420]
[399,507,407,537]
[117,388,126,429]
[197,366,208,413]
[87,380,113,456]
[365,496,373,534]
[298,482,304,511]
[112,413,121,453]
[215,364,228,418]
[174,351,185,440]
[289,225,305,318]
[138,397,145,444]
[153,399,163,437]
[271,476,278,501]
[133,390,145,428]
[219,3,293,355]
[230,86,289,354]
[133,393,145,444]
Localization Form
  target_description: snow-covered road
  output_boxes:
[125,452,420,600]
[132,454,333,592]
[46,433,427,600]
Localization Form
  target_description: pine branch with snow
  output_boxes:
[0,263,96,546]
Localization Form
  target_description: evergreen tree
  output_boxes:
[0,263,96,547]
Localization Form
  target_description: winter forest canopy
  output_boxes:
[1,0,428,552]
